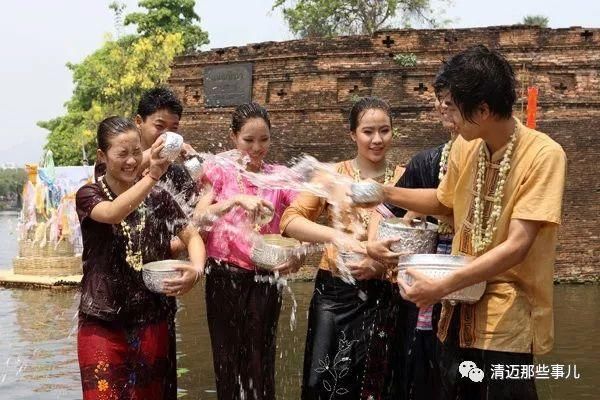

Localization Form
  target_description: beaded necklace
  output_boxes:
[352,159,394,229]
[100,177,147,271]
[471,123,518,253]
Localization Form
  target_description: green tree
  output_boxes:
[38,32,184,165]
[522,15,549,28]
[0,168,27,209]
[273,0,448,37]
[124,0,209,52]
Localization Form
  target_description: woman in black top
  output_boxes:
[75,116,206,400]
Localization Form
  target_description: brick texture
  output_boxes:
[169,26,600,281]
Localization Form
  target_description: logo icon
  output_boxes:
[459,360,484,383]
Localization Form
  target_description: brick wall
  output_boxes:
[169,26,600,280]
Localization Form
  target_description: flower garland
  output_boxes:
[438,138,455,235]
[100,178,147,271]
[471,125,517,253]
[438,138,455,181]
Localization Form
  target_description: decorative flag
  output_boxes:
[526,87,539,128]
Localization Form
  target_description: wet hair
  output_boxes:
[136,87,183,120]
[230,102,271,134]
[434,45,516,122]
[433,64,449,99]
[97,116,138,152]
[349,97,392,131]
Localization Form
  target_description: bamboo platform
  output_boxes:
[0,268,81,289]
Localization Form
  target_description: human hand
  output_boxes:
[234,194,273,213]
[332,234,365,254]
[366,237,404,266]
[347,257,387,281]
[397,268,444,308]
[272,252,306,276]
[148,136,170,179]
[180,142,198,159]
[162,263,204,297]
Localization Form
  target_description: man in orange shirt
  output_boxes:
[368,45,566,399]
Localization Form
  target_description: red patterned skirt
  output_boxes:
[77,315,177,400]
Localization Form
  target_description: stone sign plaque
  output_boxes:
[203,63,253,107]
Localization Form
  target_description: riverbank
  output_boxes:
[1,264,597,290]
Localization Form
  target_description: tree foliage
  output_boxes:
[522,15,549,28]
[0,168,27,206]
[124,0,209,52]
[38,1,202,166]
[273,0,448,37]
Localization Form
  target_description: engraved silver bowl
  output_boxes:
[142,260,185,293]
[160,132,184,161]
[250,234,301,271]
[349,181,384,205]
[397,254,485,304]
[183,154,204,181]
[377,217,438,254]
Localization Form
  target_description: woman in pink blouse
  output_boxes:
[193,102,299,400]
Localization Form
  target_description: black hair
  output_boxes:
[136,87,183,120]
[434,45,516,122]
[230,102,271,134]
[349,97,392,131]
[97,116,138,152]
[433,63,449,99]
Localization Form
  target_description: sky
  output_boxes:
[0,0,598,166]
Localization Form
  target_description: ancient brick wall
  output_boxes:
[168,26,599,280]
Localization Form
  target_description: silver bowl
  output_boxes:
[183,155,204,181]
[397,254,485,304]
[160,132,184,161]
[349,181,384,205]
[251,234,301,271]
[142,260,185,293]
[377,217,438,254]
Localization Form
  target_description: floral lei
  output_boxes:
[100,178,147,271]
[438,138,455,181]
[471,124,517,253]
[438,138,455,235]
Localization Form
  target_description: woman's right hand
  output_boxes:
[331,234,365,254]
[148,136,170,179]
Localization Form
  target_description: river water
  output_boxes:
[0,211,597,399]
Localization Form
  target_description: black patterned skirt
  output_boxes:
[302,269,406,400]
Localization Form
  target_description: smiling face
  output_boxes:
[350,108,393,163]
[97,129,143,186]
[230,117,271,169]
[135,108,180,150]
